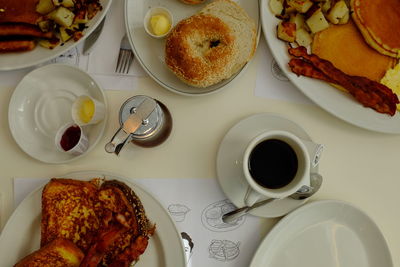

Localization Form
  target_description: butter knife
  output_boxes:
[82,16,106,55]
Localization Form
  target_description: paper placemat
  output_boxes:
[255,38,313,105]
[14,177,262,267]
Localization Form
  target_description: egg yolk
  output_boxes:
[79,99,95,123]
[150,14,171,36]
[381,63,400,110]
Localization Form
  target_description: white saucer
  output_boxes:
[8,64,107,164]
[216,113,319,218]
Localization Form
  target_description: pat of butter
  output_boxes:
[78,98,95,123]
[150,14,171,36]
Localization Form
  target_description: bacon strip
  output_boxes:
[0,23,54,39]
[80,226,127,267]
[288,46,399,116]
[0,39,35,52]
[108,235,149,267]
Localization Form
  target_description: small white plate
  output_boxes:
[125,0,260,96]
[8,64,107,164]
[216,113,319,218]
[0,0,112,71]
[249,200,393,267]
[0,171,186,267]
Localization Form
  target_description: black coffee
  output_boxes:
[248,139,298,189]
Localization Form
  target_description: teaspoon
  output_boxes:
[222,173,323,224]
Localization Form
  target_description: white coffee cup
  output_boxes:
[243,130,323,206]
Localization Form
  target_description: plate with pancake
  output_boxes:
[0,0,112,71]
[0,171,187,267]
[260,0,400,134]
[125,0,260,95]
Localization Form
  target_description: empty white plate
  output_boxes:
[250,200,393,267]
[8,64,107,163]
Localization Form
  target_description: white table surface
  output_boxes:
[1,39,400,266]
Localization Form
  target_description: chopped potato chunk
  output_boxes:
[269,0,284,15]
[36,0,55,15]
[338,11,350,24]
[277,21,296,42]
[290,13,305,30]
[47,7,75,27]
[326,1,349,24]
[287,0,313,13]
[306,8,329,33]
[296,28,312,46]
[39,39,60,49]
[60,27,72,42]
[61,0,75,8]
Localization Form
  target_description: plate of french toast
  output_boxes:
[0,0,112,71]
[0,172,186,267]
[125,0,260,95]
[261,0,400,133]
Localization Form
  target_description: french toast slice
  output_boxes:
[14,238,84,267]
[40,178,154,266]
[41,178,101,252]
[91,180,154,267]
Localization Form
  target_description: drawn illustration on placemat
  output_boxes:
[209,239,240,262]
[181,232,194,263]
[271,58,289,82]
[201,199,245,232]
[168,204,190,222]
[50,47,80,66]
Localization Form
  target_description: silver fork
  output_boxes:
[115,34,134,74]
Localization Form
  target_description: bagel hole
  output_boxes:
[210,39,221,48]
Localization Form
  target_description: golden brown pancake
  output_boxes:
[351,0,400,58]
[0,0,41,24]
[312,20,396,82]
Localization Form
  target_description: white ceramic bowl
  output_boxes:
[143,6,173,39]
[55,123,89,156]
[72,95,106,126]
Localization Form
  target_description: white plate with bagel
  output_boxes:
[125,0,260,95]
[260,0,400,134]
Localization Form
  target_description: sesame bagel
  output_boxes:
[165,14,236,87]
[165,0,257,88]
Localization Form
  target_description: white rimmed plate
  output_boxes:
[216,113,319,218]
[260,0,400,134]
[0,0,112,71]
[249,200,393,267]
[125,0,260,96]
[8,64,107,164]
[0,171,187,267]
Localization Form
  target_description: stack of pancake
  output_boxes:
[311,0,399,84]
[0,0,54,52]
[351,0,400,59]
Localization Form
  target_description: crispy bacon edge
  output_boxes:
[287,46,399,116]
